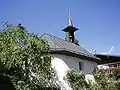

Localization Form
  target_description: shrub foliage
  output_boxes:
[66,69,120,90]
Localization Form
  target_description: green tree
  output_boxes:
[0,22,59,90]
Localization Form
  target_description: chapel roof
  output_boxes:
[41,33,100,62]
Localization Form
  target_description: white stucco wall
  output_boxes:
[51,54,97,90]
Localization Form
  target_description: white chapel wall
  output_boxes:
[52,54,97,74]
[51,54,97,90]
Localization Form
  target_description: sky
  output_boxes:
[0,0,120,55]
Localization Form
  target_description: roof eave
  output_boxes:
[49,50,100,62]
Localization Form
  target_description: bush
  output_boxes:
[65,70,89,90]
[65,69,119,90]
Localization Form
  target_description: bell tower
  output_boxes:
[62,10,79,43]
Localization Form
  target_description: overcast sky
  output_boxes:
[0,0,120,55]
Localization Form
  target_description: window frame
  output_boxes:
[79,62,84,70]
